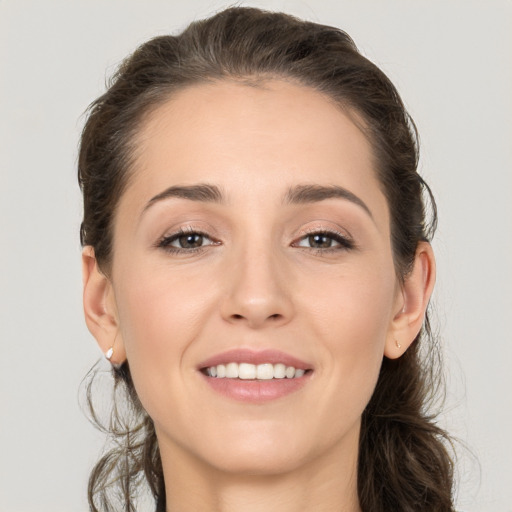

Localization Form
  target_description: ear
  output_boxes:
[82,246,126,364]
[384,241,436,359]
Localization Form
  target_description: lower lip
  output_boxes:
[200,373,311,403]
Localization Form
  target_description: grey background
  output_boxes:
[1,1,511,510]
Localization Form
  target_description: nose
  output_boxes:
[219,243,294,329]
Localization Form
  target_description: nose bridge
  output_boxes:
[220,230,293,328]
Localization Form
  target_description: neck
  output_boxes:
[159,429,362,512]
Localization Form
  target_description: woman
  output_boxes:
[79,6,455,511]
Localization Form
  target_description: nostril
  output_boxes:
[225,307,291,328]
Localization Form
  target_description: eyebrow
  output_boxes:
[142,184,225,213]
[142,182,373,219]
[283,184,373,219]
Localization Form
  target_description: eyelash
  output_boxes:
[156,228,355,255]
[293,229,355,255]
[156,228,217,255]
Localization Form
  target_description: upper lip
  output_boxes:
[198,348,312,371]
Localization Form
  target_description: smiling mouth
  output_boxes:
[201,362,311,380]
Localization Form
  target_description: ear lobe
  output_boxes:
[82,246,126,364]
[384,241,436,359]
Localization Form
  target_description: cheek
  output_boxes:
[115,263,209,348]
[112,266,212,413]
[300,258,396,404]
[302,256,396,346]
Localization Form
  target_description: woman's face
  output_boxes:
[108,79,403,475]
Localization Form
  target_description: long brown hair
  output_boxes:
[79,7,455,511]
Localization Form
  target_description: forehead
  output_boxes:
[121,79,388,225]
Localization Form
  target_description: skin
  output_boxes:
[82,79,435,512]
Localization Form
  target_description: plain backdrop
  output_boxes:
[1,1,511,511]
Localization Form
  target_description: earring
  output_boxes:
[395,339,402,349]
[105,331,118,361]
[105,347,114,360]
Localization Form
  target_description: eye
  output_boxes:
[157,229,218,253]
[294,231,354,251]
[173,232,208,249]
[299,233,336,249]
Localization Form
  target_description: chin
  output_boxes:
[206,447,307,477]
[190,422,317,476]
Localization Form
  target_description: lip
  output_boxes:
[197,348,312,371]
[197,348,313,403]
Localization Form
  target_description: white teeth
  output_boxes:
[273,363,286,379]
[285,366,295,379]
[238,363,256,380]
[256,363,274,380]
[225,362,239,378]
[205,362,307,379]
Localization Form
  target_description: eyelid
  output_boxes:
[298,223,352,240]
[156,222,217,242]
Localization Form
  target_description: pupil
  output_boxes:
[309,234,331,248]
[179,234,203,248]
